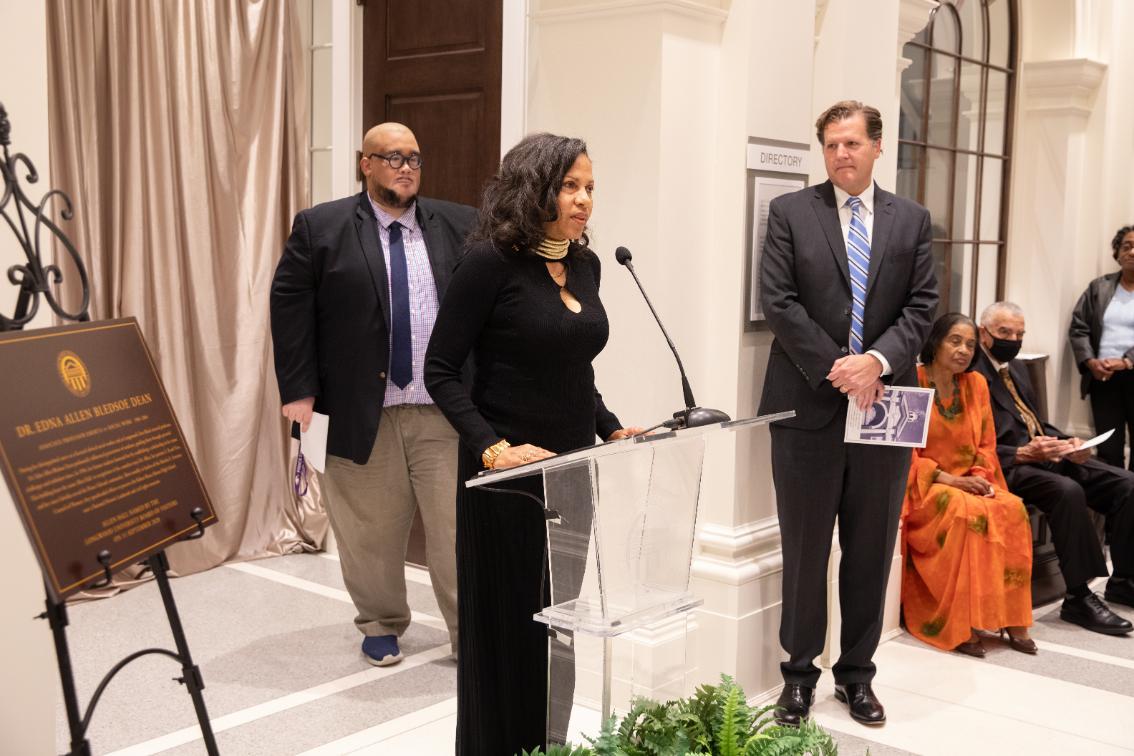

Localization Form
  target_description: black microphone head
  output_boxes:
[615,246,632,265]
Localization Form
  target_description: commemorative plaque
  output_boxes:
[0,318,216,599]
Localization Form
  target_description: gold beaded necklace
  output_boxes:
[535,237,569,260]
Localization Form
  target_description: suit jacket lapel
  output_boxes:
[865,184,895,299]
[811,181,850,291]
[354,192,391,332]
[976,350,1019,418]
[417,203,451,298]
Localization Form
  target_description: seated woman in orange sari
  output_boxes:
[903,312,1036,657]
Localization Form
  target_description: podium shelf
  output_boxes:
[535,590,704,637]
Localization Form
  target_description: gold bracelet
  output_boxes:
[482,439,511,469]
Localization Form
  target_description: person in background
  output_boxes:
[973,302,1134,635]
[759,100,937,727]
[1069,224,1134,469]
[902,312,1034,658]
[424,133,642,755]
[270,122,475,667]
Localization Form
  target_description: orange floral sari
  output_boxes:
[902,366,1033,651]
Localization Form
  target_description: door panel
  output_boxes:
[363,0,502,208]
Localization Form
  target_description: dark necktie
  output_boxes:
[999,366,1042,438]
[845,196,871,354]
[387,221,412,389]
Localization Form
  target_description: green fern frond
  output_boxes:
[716,682,744,756]
[745,717,838,756]
[584,714,627,756]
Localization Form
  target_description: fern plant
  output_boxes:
[519,674,837,756]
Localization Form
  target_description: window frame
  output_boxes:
[898,0,1018,317]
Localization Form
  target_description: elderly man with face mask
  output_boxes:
[972,301,1134,636]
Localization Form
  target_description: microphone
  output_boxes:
[615,246,730,429]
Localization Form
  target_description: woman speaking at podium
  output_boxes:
[425,133,640,755]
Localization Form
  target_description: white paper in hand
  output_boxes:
[1075,427,1114,452]
[300,412,329,473]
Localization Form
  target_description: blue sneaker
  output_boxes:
[361,635,403,667]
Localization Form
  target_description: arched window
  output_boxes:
[897,0,1017,316]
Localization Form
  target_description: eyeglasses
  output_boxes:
[367,152,423,170]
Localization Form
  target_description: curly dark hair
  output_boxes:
[920,312,978,369]
[1111,224,1134,260]
[472,133,590,256]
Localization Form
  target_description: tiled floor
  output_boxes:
[58,552,1134,755]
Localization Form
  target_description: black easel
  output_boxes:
[1,102,219,754]
[45,510,220,756]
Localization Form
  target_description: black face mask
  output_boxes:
[988,336,1022,363]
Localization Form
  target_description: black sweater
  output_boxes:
[424,240,622,457]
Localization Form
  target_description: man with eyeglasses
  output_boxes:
[271,122,475,667]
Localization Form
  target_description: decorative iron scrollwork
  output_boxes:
[0,102,90,331]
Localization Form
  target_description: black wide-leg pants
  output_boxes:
[1088,370,1134,471]
[454,449,549,756]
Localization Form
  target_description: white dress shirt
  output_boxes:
[832,182,891,376]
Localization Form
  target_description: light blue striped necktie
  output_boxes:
[845,196,870,354]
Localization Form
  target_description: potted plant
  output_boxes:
[522,675,837,755]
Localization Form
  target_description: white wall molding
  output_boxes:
[898,0,939,43]
[692,551,785,586]
[1022,58,1107,117]
[622,613,699,646]
[696,516,780,562]
[896,0,938,75]
[692,517,783,586]
[531,0,727,25]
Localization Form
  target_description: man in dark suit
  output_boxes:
[972,301,1134,635]
[759,101,937,726]
[270,122,476,666]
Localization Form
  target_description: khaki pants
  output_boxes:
[323,404,458,648]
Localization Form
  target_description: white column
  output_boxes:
[0,0,58,748]
[1004,58,1106,432]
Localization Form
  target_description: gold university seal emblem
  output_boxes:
[57,351,91,397]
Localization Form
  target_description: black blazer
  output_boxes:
[1068,271,1134,398]
[757,180,938,429]
[970,349,1065,473]
[270,192,477,464]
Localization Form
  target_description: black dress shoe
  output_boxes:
[834,682,886,725]
[773,683,814,727]
[1104,577,1134,609]
[1060,592,1133,635]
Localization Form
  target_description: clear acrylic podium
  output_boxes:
[466,411,792,743]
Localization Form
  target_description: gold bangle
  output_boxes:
[482,439,511,469]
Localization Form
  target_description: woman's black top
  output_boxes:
[424,240,622,455]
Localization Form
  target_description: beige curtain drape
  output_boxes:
[45,0,327,577]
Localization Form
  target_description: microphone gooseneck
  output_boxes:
[615,246,730,429]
